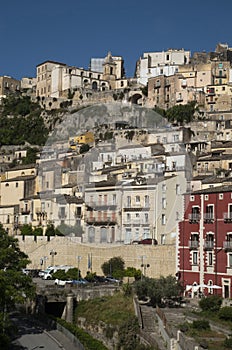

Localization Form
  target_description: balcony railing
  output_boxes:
[223,241,232,251]
[189,240,199,249]
[204,213,214,223]
[204,241,214,250]
[85,216,117,225]
[58,213,67,219]
[224,213,232,223]
[188,213,200,223]
[21,208,30,215]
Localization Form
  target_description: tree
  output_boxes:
[165,101,197,125]
[124,267,141,281]
[101,256,125,278]
[80,143,90,154]
[22,147,39,165]
[20,224,33,236]
[45,223,56,237]
[0,224,35,347]
[199,295,222,312]
[134,275,183,306]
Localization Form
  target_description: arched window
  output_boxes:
[88,227,95,243]
[92,81,98,91]
[100,227,107,243]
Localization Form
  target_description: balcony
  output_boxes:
[206,88,215,96]
[58,213,67,219]
[224,213,232,223]
[204,213,214,224]
[204,241,214,250]
[214,73,226,78]
[223,241,232,251]
[154,82,161,88]
[85,216,117,225]
[181,80,187,87]
[21,208,30,215]
[188,213,200,223]
[87,202,117,210]
[188,240,199,249]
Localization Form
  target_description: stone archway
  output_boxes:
[129,93,143,105]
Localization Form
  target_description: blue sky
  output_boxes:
[1,0,232,80]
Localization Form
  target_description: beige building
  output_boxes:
[36,53,127,98]
[147,74,205,109]
[36,60,66,97]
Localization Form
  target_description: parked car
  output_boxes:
[105,276,120,283]
[54,278,72,286]
[38,270,46,278]
[72,278,89,285]
[93,276,109,283]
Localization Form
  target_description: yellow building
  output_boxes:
[69,132,94,149]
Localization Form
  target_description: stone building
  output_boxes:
[0,76,20,98]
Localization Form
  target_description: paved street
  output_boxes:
[11,312,81,350]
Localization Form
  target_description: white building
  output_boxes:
[135,48,190,85]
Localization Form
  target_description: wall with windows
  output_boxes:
[178,188,232,298]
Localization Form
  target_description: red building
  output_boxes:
[178,185,232,298]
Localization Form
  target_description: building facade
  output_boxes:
[178,186,232,298]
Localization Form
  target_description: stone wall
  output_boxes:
[17,235,176,278]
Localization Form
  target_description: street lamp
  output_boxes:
[140,255,150,280]
[77,255,82,280]
[50,249,57,266]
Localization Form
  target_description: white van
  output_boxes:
[43,265,74,280]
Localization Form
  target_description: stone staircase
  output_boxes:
[139,304,167,350]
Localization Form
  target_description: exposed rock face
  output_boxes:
[47,102,166,143]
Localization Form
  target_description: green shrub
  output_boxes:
[192,319,210,330]
[57,318,108,349]
[223,336,232,348]
[199,295,222,312]
[218,307,232,321]
[179,322,189,333]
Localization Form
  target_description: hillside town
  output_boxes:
[1,42,232,300]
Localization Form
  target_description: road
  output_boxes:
[11,312,81,350]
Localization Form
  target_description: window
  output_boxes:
[219,193,223,200]
[166,54,170,61]
[127,213,131,222]
[127,196,131,207]
[16,182,18,188]
[113,194,116,205]
[190,195,195,201]
[144,195,149,207]
[135,196,140,203]
[162,184,166,192]
[162,198,166,209]
[205,195,209,200]
[144,213,149,223]
[161,234,166,244]
[229,253,232,267]
[193,251,198,265]
[176,184,180,195]
[208,252,213,266]
[205,205,214,221]
[161,214,166,225]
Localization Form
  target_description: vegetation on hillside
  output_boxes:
[154,101,197,125]
[134,275,183,306]
[0,224,35,348]
[0,95,49,145]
